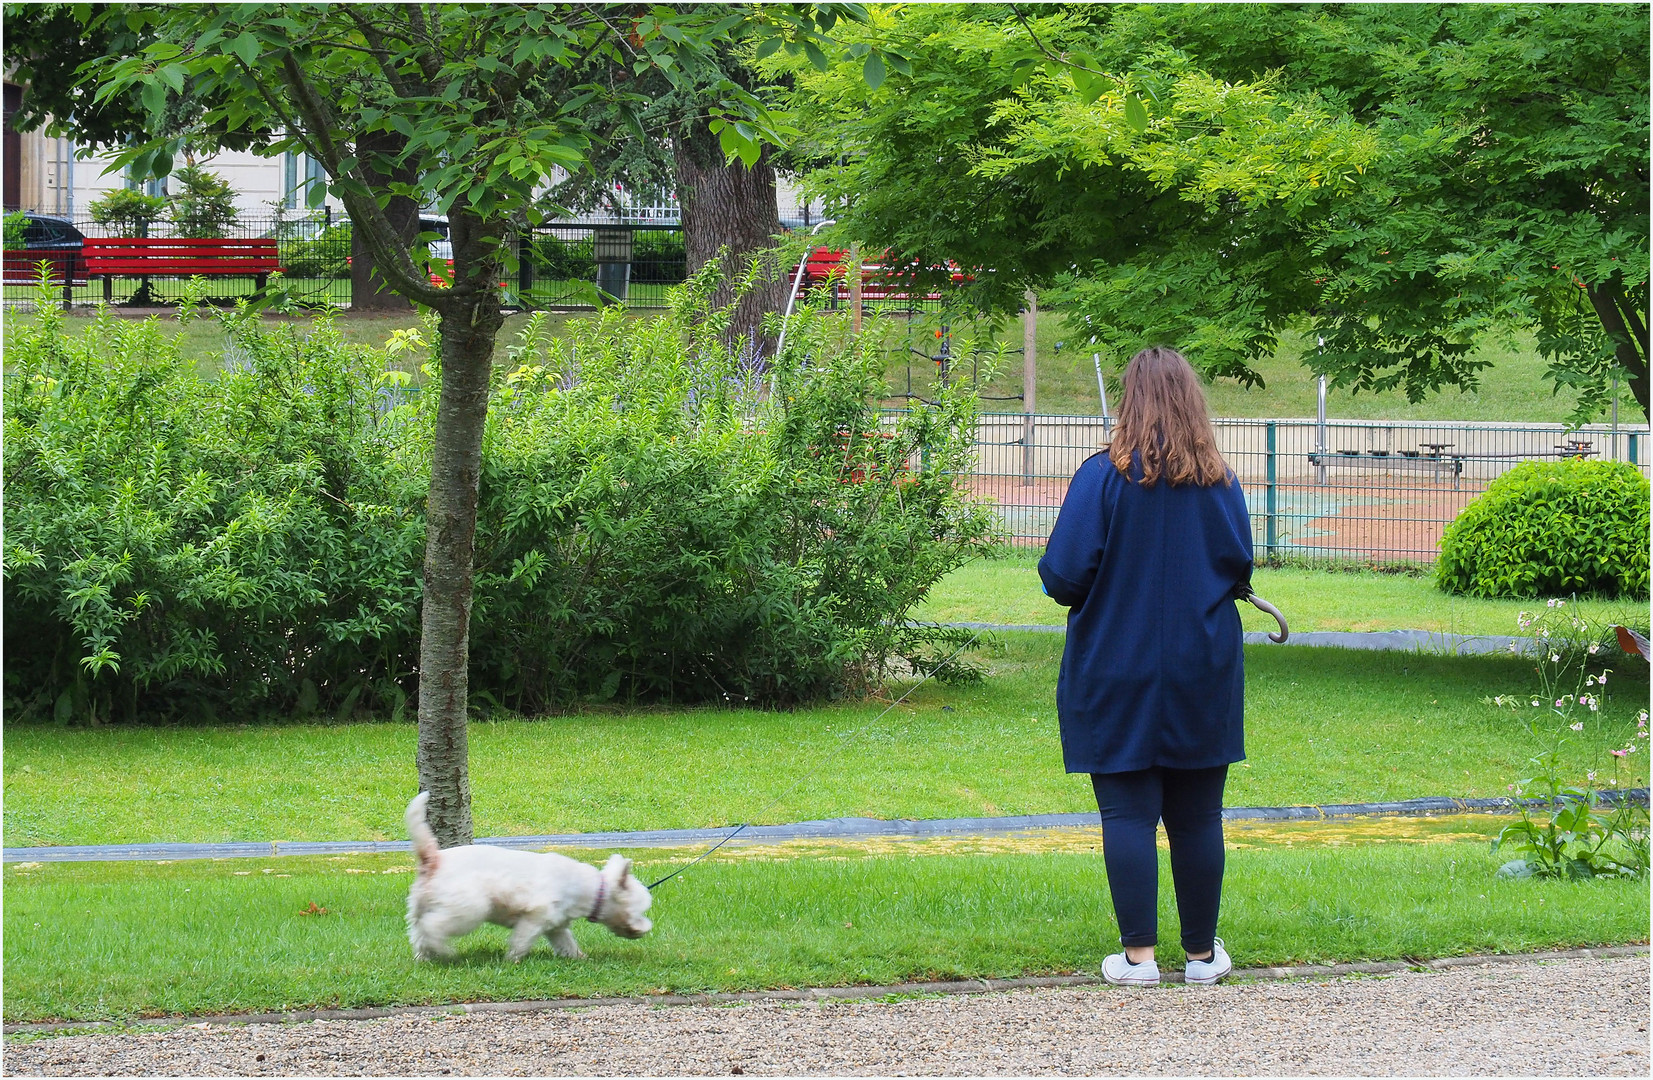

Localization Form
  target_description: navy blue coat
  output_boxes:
[1037,452,1254,775]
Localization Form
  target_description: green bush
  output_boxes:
[3,295,425,724]
[279,222,353,279]
[169,165,240,239]
[1436,459,1650,599]
[459,287,995,710]
[2,272,996,723]
[87,188,168,236]
[630,229,687,285]
[4,210,27,247]
[530,235,596,281]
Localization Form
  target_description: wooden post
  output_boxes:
[1022,289,1037,486]
[849,242,863,335]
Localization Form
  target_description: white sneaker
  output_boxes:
[1184,939,1232,985]
[1101,951,1160,987]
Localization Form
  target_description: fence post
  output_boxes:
[1630,432,1640,467]
[1315,368,1328,486]
[1022,290,1037,487]
[517,233,531,300]
[849,242,863,334]
[1265,421,1278,557]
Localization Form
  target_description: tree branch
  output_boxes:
[1009,4,1119,81]
[276,51,446,307]
[1587,278,1650,415]
[343,8,424,101]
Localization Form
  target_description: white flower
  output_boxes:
[1588,643,1601,655]
[1549,653,1560,663]
[1570,721,1584,731]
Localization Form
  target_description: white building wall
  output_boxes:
[16,142,344,220]
[18,133,816,228]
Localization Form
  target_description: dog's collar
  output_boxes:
[587,874,609,923]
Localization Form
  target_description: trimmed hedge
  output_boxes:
[1436,458,1650,599]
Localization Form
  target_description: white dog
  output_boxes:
[404,792,653,962]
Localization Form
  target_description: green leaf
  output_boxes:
[140,81,167,118]
[156,64,185,95]
[227,31,260,69]
[1123,92,1149,133]
[863,51,885,91]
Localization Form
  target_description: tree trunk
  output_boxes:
[1586,275,1650,418]
[350,131,417,313]
[672,118,788,357]
[415,213,506,848]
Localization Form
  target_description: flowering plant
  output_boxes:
[1490,601,1649,880]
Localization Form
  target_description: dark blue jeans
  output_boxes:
[1090,765,1229,953]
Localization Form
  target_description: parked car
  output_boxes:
[18,212,86,252]
[3,212,87,286]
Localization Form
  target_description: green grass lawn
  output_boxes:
[5,637,1645,848]
[7,305,1636,424]
[916,553,1651,637]
[879,314,1638,424]
[5,833,1647,1024]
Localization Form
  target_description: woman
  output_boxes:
[1037,345,1253,987]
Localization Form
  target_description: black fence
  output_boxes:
[2,212,692,311]
[514,222,685,310]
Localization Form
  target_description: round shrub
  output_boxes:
[1436,459,1650,599]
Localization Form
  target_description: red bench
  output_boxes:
[79,237,284,302]
[792,246,967,304]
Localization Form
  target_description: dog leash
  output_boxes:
[646,628,985,890]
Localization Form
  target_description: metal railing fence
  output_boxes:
[512,222,684,310]
[2,214,690,311]
[941,411,1651,563]
[3,212,354,308]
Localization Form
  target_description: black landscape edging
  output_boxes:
[5,789,1645,864]
[4,946,1646,1037]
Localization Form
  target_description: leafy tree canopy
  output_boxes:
[48,1,861,847]
[787,3,1649,419]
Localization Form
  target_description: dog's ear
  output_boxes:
[617,856,634,881]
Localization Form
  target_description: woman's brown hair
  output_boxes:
[1107,346,1230,487]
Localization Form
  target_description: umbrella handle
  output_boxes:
[1247,594,1289,643]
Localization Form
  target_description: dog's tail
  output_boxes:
[405,791,441,876]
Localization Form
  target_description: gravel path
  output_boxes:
[6,956,1648,1076]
